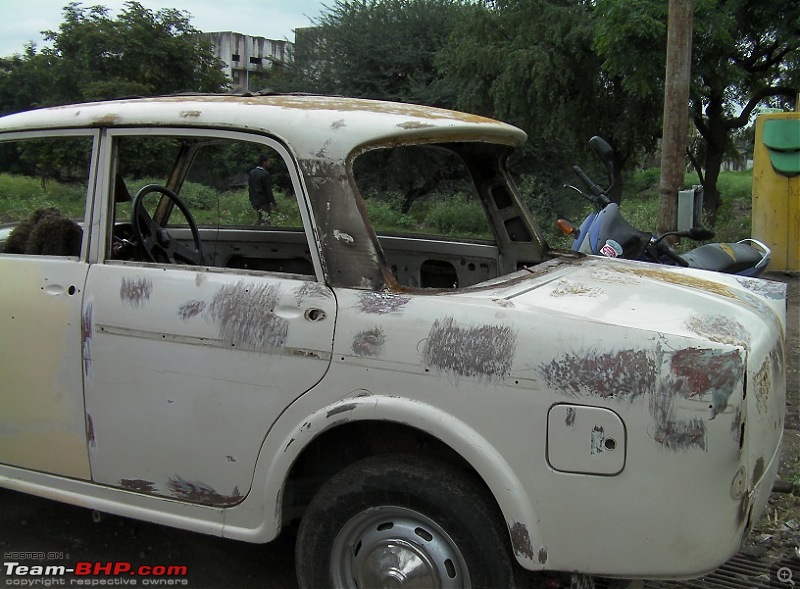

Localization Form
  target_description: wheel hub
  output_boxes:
[331,506,470,589]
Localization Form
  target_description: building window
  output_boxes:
[250,56,261,65]
[232,53,240,62]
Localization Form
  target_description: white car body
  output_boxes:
[0,95,787,585]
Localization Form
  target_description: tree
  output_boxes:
[436,0,662,201]
[287,0,468,107]
[1,1,227,112]
[595,0,800,223]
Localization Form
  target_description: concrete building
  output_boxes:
[203,32,292,92]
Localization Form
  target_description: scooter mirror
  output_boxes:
[687,227,715,241]
[589,136,615,190]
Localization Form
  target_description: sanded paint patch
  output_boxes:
[549,280,604,298]
[509,522,534,560]
[207,282,288,351]
[293,282,333,306]
[86,414,96,448]
[752,357,772,414]
[538,349,656,401]
[357,291,410,315]
[167,476,243,506]
[735,277,786,300]
[669,348,743,418]
[119,479,157,494]
[178,299,206,320]
[81,300,93,378]
[423,317,516,381]
[650,383,708,452]
[684,315,749,347]
[538,548,548,565]
[731,405,743,443]
[752,457,765,487]
[352,326,386,357]
[120,277,153,307]
[653,417,707,451]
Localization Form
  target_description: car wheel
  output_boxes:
[296,453,521,589]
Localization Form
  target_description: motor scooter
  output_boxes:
[557,136,771,277]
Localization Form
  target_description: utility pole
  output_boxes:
[658,0,694,235]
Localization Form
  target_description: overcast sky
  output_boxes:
[0,0,327,57]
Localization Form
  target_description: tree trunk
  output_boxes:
[695,94,727,225]
[657,0,694,236]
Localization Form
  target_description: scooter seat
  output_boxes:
[681,242,763,274]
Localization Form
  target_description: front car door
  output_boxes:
[0,131,99,479]
[82,129,336,504]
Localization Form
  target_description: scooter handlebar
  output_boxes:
[572,166,610,206]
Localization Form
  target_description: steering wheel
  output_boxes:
[131,184,204,265]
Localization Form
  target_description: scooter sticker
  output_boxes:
[600,239,623,258]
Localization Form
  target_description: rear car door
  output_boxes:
[82,129,336,504]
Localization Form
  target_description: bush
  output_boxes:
[425,194,491,238]
[365,198,416,232]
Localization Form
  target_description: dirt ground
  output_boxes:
[746,271,800,560]
[0,273,798,589]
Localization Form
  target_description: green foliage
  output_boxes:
[594,0,800,220]
[364,196,417,232]
[0,173,85,223]
[287,0,468,106]
[424,194,490,238]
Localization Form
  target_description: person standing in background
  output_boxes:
[248,154,278,225]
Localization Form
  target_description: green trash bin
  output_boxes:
[751,112,800,272]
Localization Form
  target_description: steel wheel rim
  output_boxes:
[330,505,472,589]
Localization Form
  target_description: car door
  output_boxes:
[0,131,99,479]
[82,129,336,505]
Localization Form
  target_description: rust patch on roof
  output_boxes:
[167,476,243,506]
[357,291,410,315]
[669,347,742,418]
[685,315,749,347]
[119,479,157,494]
[352,326,386,357]
[120,277,153,307]
[422,317,517,381]
[538,349,656,401]
[396,121,435,130]
[207,282,288,350]
[509,522,535,560]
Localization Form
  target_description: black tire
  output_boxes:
[296,453,521,589]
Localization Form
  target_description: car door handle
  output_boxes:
[304,308,327,322]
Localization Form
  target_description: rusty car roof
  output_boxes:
[0,95,528,160]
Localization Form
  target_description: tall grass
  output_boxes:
[1,170,757,248]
